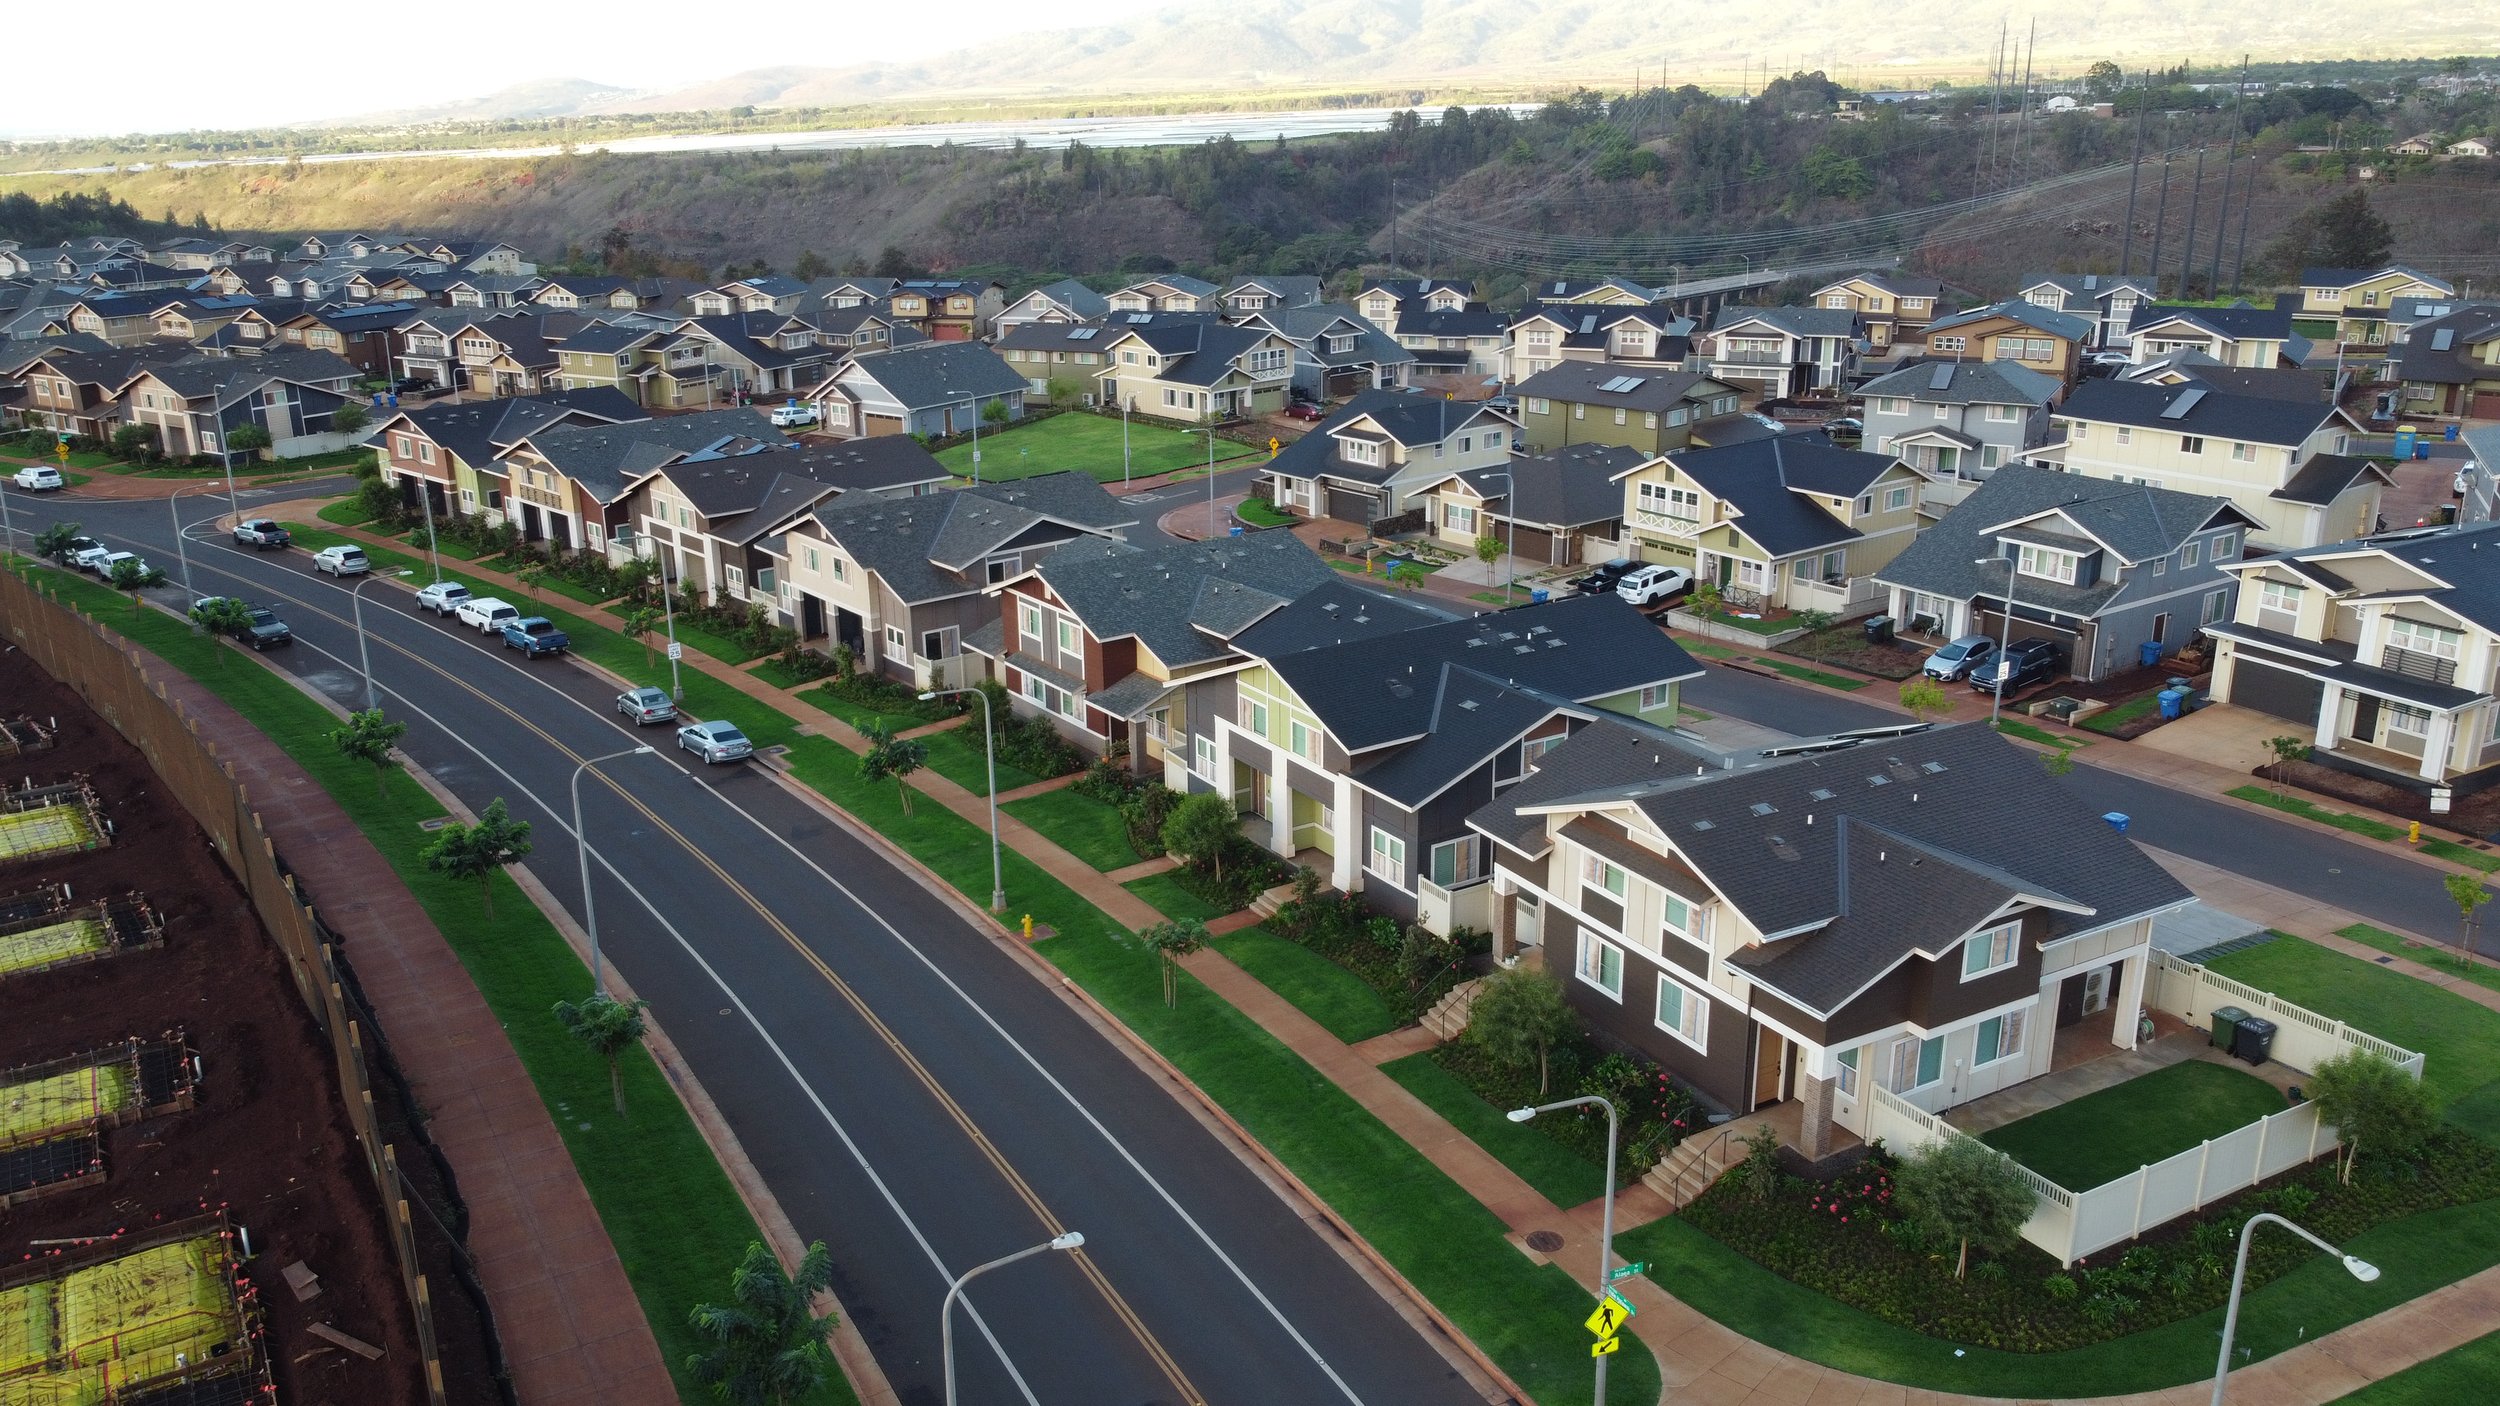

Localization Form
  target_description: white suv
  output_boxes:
[416,581,473,616]
[1616,565,1693,607]
[769,404,820,428]
[13,466,64,491]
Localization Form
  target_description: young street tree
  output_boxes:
[856,720,929,816]
[105,554,166,612]
[687,1240,840,1406]
[2263,735,2309,796]
[420,797,534,918]
[1161,790,1238,881]
[1895,1136,2037,1279]
[619,604,663,665]
[2310,1049,2435,1184]
[1142,917,1210,1008]
[2445,872,2492,972]
[329,707,408,799]
[553,992,651,1116]
[1464,965,1576,1094]
[1898,676,1950,723]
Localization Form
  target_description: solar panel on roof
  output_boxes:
[1580,315,1598,334]
[2432,328,2456,351]
[1927,365,1955,391]
[1067,327,1097,341]
[2160,388,2207,419]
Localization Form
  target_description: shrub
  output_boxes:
[1896,1136,2037,1279]
[1119,782,1178,861]
[1463,966,1577,1095]
[2310,1049,2436,1183]
[1161,792,1239,875]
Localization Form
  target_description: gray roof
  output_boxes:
[142,347,361,400]
[1652,435,1900,558]
[2058,378,2348,447]
[1712,305,1862,339]
[1221,275,1323,305]
[1118,274,1217,299]
[1120,321,1273,386]
[1209,578,1459,655]
[1513,361,1724,412]
[1857,359,2059,407]
[1022,278,1111,319]
[2299,266,2452,293]
[1452,444,1643,530]
[2239,520,2500,636]
[2129,301,2298,341]
[368,389,645,469]
[1876,464,2248,618]
[843,341,1026,409]
[1262,389,1512,488]
[1031,531,1339,671]
[2018,273,2156,305]
[1926,299,2092,342]
[1464,715,1714,857]
[811,472,1134,604]
[513,408,783,503]
[2273,454,2391,506]
[1251,304,1415,368]
[774,436,951,495]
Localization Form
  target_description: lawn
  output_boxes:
[1003,788,1141,872]
[798,684,931,735]
[1237,498,1296,528]
[1122,870,1233,924]
[2225,786,2408,842]
[318,498,377,526]
[2336,922,2500,992]
[2079,689,2165,735]
[11,564,853,1406]
[934,413,1260,484]
[1380,1052,1606,1207]
[1682,640,1743,660]
[2207,936,2500,1142]
[1979,1061,2289,1190]
[2336,1327,2500,1404]
[1993,717,2083,748]
[1749,656,1868,692]
[1697,612,1796,636]
[1210,926,1402,1045]
[920,720,1049,795]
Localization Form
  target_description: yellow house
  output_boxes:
[2296,266,2456,349]
[1612,436,1929,617]
[1093,322,1297,423]
[1811,272,1948,349]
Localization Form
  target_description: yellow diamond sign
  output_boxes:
[1585,1294,1631,1340]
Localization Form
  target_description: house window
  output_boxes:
[884,625,908,662]
[1428,837,1481,887]
[1525,398,1549,414]
[1962,922,2019,980]
[1643,412,1658,430]
[1340,439,1381,465]
[1367,828,1408,887]
[1443,503,1477,534]
[2152,557,2168,577]
[1055,618,1080,659]
[1975,1008,2029,1066]
[1521,734,1565,767]
[1289,719,1316,761]
[2202,588,2229,625]
[1985,404,2020,422]
[725,566,746,592]
[2180,435,2205,455]
[395,434,414,457]
[1638,684,1672,711]
[1889,1035,1944,1092]
[2386,703,2434,738]
[1932,336,1966,353]
[1193,733,1216,781]
[1875,397,1904,415]
[1581,852,1626,899]
[1933,402,1951,421]
[1653,974,1708,1051]
[2389,618,2463,660]
[1734,558,1768,589]
[2258,580,2304,616]
[1485,431,1504,448]
[2212,533,2237,559]
[1572,404,1585,420]
[1241,697,1270,735]
[2230,441,2255,461]
[1661,892,1699,944]
[1613,407,1628,426]
[1019,601,1045,649]
[1837,1047,1861,1098]
[2017,545,2078,584]
[1981,444,2004,469]
[1884,486,1911,511]
[2115,426,2132,445]
[921,630,947,660]
[1022,674,1076,719]
[1575,932,1624,1000]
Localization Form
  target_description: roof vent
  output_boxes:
[1768,835,1801,861]
[1466,636,1487,646]
[1808,787,1836,801]
[1750,801,1778,816]
[1921,760,1947,774]
[1514,644,1535,654]
[1691,819,1716,831]
[1458,698,1480,710]
[1867,773,1891,786]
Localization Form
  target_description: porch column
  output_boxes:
[1489,877,1519,963]
[1267,764,1294,860]
[2419,711,2457,782]
[2314,684,2344,751]
[1796,1074,1836,1161]
[2112,954,2149,1049]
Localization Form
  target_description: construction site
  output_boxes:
[0,644,442,1406]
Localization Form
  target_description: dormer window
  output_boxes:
[2016,544,2079,584]
[1338,437,1381,465]
[1961,921,2019,980]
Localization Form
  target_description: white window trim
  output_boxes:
[1961,922,2020,981]
[1653,971,1709,1052]
[1367,827,1408,889]
[1974,1007,2031,1067]
[1576,932,1624,1002]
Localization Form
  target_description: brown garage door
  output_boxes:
[2230,659,2325,724]
[2473,391,2500,420]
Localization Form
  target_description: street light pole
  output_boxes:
[215,382,243,525]
[921,686,1006,912]
[648,540,685,702]
[571,745,656,997]
[2211,1212,2380,1405]
[349,569,413,712]
[1976,554,2021,726]
[1121,397,1132,485]
[967,395,982,485]
[169,479,220,613]
[417,473,442,583]
[1481,469,1517,601]
[940,1232,1085,1406]
[1512,1095,1621,1405]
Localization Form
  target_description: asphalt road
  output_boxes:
[1684,667,2483,948]
[13,486,1485,1406]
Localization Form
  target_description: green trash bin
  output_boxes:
[2212,1005,2250,1051]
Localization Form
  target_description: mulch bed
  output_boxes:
[0,647,473,1406]
[2270,757,2500,841]
[1777,628,1924,681]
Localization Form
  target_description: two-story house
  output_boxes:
[2041,379,2382,548]
[1106,276,1219,314]
[881,279,1003,341]
[3,337,185,442]
[1811,272,1948,352]
[1614,435,1928,618]
[691,276,813,318]
[2208,522,2500,793]
[56,291,198,348]
[995,320,1126,402]
[1354,278,1476,338]
[1417,444,1644,567]
[1877,464,2256,679]
[1234,304,1415,402]
[491,407,784,552]
[2017,273,2158,351]
[1465,720,2191,1154]
[622,437,945,611]
[2386,305,2500,418]
[370,388,646,524]
[1702,306,1864,399]
[1191,589,1703,920]
[993,278,1111,335]
[1387,302,1511,382]
[1504,302,1694,384]
[1915,300,2092,383]
[774,472,1135,688]
[274,302,417,379]
[117,348,364,460]
[1854,360,2061,500]
[1091,321,1297,423]
[2296,266,2457,351]
[1257,389,1516,523]
[803,341,1025,440]
[963,531,1340,770]
[1512,362,1746,455]
[2127,302,2309,368]
[1218,276,1324,316]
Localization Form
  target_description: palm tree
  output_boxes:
[687,1241,839,1406]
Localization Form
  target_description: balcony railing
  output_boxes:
[1713,349,1797,366]
[1633,507,1705,535]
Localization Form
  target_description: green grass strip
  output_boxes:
[10,564,852,1406]
[920,723,1048,795]
[2225,786,2408,842]
[1681,640,1742,660]
[2334,923,2500,993]
[1122,870,1230,924]
[2419,837,2500,873]
[2078,689,2166,734]
[1379,1053,1605,1207]
[2335,1326,2500,1403]
[1749,657,1868,691]
[1209,927,1402,1045]
[1001,789,1141,873]
[1992,717,2084,748]
[317,499,377,526]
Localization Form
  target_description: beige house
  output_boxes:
[1614,436,1929,617]
[2128,304,2307,369]
[1093,322,1297,423]
[1811,272,1948,351]
[1106,276,1218,314]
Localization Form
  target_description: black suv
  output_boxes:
[1969,637,2061,696]
[195,597,293,650]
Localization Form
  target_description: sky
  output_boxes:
[3,0,1170,139]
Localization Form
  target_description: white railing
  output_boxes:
[1633,507,1704,536]
[2147,950,2427,1079]
[1788,573,1885,616]
[1417,875,1495,937]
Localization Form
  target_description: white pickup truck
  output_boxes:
[454,597,521,635]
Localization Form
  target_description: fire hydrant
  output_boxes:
[1022,914,1034,941]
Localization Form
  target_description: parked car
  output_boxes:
[195,597,293,650]
[1969,637,2063,696]
[455,597,520,635]
[2086,351,2134,375]
[2454,463,2480,496]
[64,540,108,570]
[1616,564,1694,608]
[389,377,437,395]
[768,403,820,428]
[232,518,291,550]
[1822,416,1864,443]
[13,466,64,491]
[311,545,370,576]
[1570,558,1638,596]
[678,719,753,764]
[1921,633,1998,682]
[501,616,570,657]
[1282,401,1327,423]
[415,581,473,616]
[94,551,149,579]
[617,686,678,725]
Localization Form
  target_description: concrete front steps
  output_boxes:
[1419,976,1489,1043]
[1641,1120,1748,1211]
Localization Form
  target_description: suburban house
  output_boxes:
[274,302,415,379]
[115,348,364,460]
[881,279,1003,341]
[2385,305,2500,418]
[491,407,785,552]
[809,341,1028,440]
[1256,389,1517,524]
[2017,273,2159,351]
[1701,306,1864,399]
[1219,276,1324,315]
[962,531,1341,770]
[1505,302,1693,384]
[1190,589,1704,920]
[1914,300,2093,383]
[622,437,947,610]
[442,274,545,309]
[1091,320,1297,423]
[1523,278,1661,306]
[995,321,1122,402]
[676,312,854,398]
[1613,435,1927,618]
[1876,464,2255,680]
[2206,522,2500,794]
[2449,138,2495,158]
[1387,302,1510,382]
[1354,278,1476,337]
[2039,379,2382,549]
[1513,362,1746,456]
[3,338,189,441]
[2127,303,2310,368]
[994,278,1112,334]
[2296,266,2457,350]
[1463,720,2192,1154]
[691,276,814,318]
[56,292,199,348]
[1854,360,2062,500]
[1235,304,1416,401]
[531,275,699,313]
[148,297,255,348]
[1811,272,1949,351]
[1107,276,1219,314]
[371,388,646,522]
[1417,443,1645,566]
[815,278,899,310]
[774,472,1135,687]
[390,310,574,397]
[2390,135,2440,157]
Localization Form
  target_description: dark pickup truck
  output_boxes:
[231,518,291,550]
[193,596,293,650]
[501,616,570,657]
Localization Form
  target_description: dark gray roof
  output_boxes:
[1353,668,1585,807]
[2273,454,2392,506]
[774,436,951,495]
[1262,389,1511,487]
[1857,359,2058,407]
[1121,321,1273,386]
[2300,266,2451,292]
[2123,359,2336,404]
[1034,531,1338,670]
[1876,465,2247,617]
[1020,278,1111,319]
[1221,275,1323,305]
[1250,304,1415,368]
[811,473,1134,604]
[1654,436,1899,558]
[2058,378,2346,446]
[514,408,782,503]
[1513,361,1723,412]
[2129,301,2296,340]
[1453,445,1643,530]
[1211,578,1459,655]
[141,347,361,400]
[1822,270,1947,300]
[2387,307,2500,385]
[1711,305,1863,339]
[1465,716,1714,857]
[367,388,644,468]
[843,341,1026,409]
[1925,299,2092,342]
[2242,521,2500,636]
[1117,274,1217,299]
[557,323,658,355]
[1394,304,1509,338]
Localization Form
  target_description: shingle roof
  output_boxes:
[1876,464,2245,617]
[773,437,951,495]
[1464,715,1714,857]
[514,408,782,503]
[141,347,361,400]
[1452,444,1643,529]
[1653,435,1899,558]
[2128,301,2297,341]
[1856,359,2059,407]
[1926,299,2092,342]
[2272,454,2391,506]
[1020,278,1110,319]
[1513,361,1722,412]
[843,341,1027,409]
[2300,266,2453,293]
[2018,272,2158,304]
[2057,378,2346,446]
[1711,305,1863,339]
[1394,304,1509,338]
[369,389,647,470]
[811,472,1134,604]
[1261,389,1512,487]
[1034,532,1339,670]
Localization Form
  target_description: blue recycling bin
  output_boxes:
[2447,424,2462,441]
[2139,639,2164,669]
[2103,812,2130,834]
[1530,588,1550,604]
[2158,688,2187,720]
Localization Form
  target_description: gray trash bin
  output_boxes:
[2233,1016,2278,1065]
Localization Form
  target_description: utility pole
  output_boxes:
[2148,147,2174,295]
[2209,56,2248,297]
[1389,176,1400,273]
[2120,73,2151,275]
[2230,154,2259,294]
[2177,146,2206,299]
[2012,21,2037,181]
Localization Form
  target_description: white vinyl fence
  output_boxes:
[1864,954,2423,1267]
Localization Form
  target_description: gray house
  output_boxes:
[1855,359,2061,497]
[811,341,1027,440]
[1875,464,2258,680]
[1237,303,1416,401]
